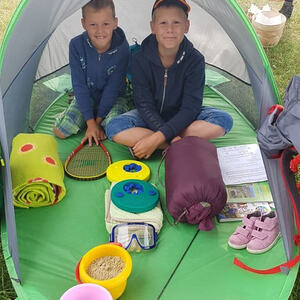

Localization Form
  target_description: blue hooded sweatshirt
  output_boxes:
[132,34,205,141]
[69,27,129,121]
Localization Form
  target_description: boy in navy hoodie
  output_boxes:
[106,0,233,159]
[53,0,131,145]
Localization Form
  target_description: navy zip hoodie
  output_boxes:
[132,34,205,141]
[69,27,129,121]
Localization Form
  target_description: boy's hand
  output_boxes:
[171,136,181,143]
[95,117,107,141]
[81,119,106,146]
[133,131,165,159]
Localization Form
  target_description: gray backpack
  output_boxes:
[257,75,300,158]
[236,76,300,274]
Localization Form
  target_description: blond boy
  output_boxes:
[54,0,131,145]
[106,0,233,159]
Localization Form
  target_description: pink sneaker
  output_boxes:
[247,211,280,254]
[228,211,262,249]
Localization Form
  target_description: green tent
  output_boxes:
[0,0,298,299]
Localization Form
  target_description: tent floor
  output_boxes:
[2,85,298,299]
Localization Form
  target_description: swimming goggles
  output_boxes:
[110,223,157,252]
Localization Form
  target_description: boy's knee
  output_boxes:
[209,111,233,135]
[200,108,233,135]
[53,126,67,139]
[222,112,233,134]
[105,115,133,141]
[112,131,123,143]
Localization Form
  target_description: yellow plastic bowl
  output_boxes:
[79,244,132,299]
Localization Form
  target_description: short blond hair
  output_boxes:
[82,0,116,18]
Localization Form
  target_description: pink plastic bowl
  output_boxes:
[60,283,113,300]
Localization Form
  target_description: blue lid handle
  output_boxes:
[149,190,157,196]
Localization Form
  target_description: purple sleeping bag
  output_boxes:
[165,136,227,231]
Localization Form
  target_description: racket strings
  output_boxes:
[66,144,109,177]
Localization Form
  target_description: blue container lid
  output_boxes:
[111,179,159,213]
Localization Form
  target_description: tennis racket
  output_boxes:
[64,141,111,180]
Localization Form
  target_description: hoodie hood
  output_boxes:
[141,33,194,68]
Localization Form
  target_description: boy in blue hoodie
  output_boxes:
[53,0,131,145]
[106,0,233,159]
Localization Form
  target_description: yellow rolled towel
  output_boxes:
[10,133,66,208]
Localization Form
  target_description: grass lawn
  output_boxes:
[237,0,300,99]
[0,0,299,299]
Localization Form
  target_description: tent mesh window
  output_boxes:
[206,64,258,129]
[28,64,258,132]
[29,65,71,131]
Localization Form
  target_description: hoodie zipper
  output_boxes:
[160,69,168,114]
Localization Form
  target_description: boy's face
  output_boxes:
[150,6,189,53]
[81,6,118,54]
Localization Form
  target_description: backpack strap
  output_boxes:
[234,147,300,274]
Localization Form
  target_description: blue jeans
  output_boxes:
[105,106,233,141]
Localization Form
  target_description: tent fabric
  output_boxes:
[36,1,250,82]
[0,0,86,94]
[0,0,296,295]
[1,85,296,300]
[0,0,279,146]
[0,90,21,281]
